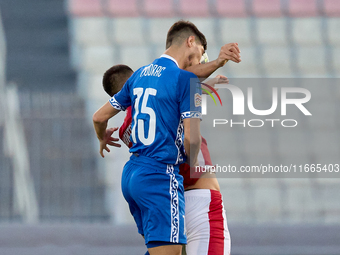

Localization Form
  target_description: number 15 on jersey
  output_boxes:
[131,88,157,146]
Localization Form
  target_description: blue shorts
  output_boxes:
[121,154,186,246]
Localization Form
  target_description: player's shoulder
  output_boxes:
[177,69,199,85]
[179,69,198,78]
[132,65,150,78]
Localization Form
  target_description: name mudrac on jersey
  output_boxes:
[140,64,166,78]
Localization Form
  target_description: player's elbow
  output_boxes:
[191,134,201,148]
[183,118,201,148]
[92,111,105,124]
[184,133,201,147]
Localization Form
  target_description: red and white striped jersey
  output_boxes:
[119,106,132,148]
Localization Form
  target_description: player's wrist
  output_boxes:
[97,134,106,142]
[216,58,228,68]
[215,58,226,68]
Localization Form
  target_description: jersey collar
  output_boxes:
[160,54,179,68]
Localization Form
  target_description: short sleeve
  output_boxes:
[178,71,202,120]
[109,77,132,111]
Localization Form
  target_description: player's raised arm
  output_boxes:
[186,42,241,78]
[178,69,203,167]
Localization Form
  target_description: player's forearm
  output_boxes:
[183,118,202,166]
[93,119,108,141]
[184,135,201,167]
[186,60,221,78]
[92,101,121,140]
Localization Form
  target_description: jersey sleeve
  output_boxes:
[109,77,132,111]
[177,71,202,120]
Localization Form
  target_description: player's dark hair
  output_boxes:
[166,20,207,51]
[102,65,133,97]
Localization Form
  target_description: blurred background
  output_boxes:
[0,0,339,254]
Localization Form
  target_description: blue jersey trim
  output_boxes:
[181,111,202,119]
[167,164,180,243]
[174,118,184,165]
[109,96,126,111]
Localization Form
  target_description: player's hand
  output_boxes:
[201,75,229,94]
[216,43,241,67]
[99,127,121,158]
[215,74,229,85]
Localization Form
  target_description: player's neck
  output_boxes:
[163,46,188,69]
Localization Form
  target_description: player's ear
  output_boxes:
[187,36,196,48]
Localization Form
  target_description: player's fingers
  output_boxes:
[107,127,118,136]
[218,78,229,85]
[227,51,241,62]
[216,74,228,79]
[222,43,238,52]
[218,77,229,82]
[108,137,119,142]
[107,141,121,147]
[220,78,230,85]
[229,42,240,53]
[233,43,241,53]
[215,75,228,84]
[224,52,241,63]
[100,149,104,158]
[107,130,114,137]
[228,46,241,58]
[222,50,236,60]
[105,146,110,153]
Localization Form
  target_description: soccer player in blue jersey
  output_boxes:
[93,21,207,255]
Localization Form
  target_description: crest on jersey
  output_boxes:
[195,93,202,107]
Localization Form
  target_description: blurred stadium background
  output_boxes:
[0,0,340,254]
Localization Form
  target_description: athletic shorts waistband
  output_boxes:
[184,189,221,197]
[130,154,175,170]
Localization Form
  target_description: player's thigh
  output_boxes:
[129,165,186,244]
[210,190,231,255]
[120,161,144,235]
[148,244,182,255]
[128,200,144,236]
[221,206,231,255]
[184,190,211,255]
[185,222,210,255]
[121,160,135,201]
[185,189,231,255]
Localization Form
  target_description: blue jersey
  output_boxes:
[109,55,202,165]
